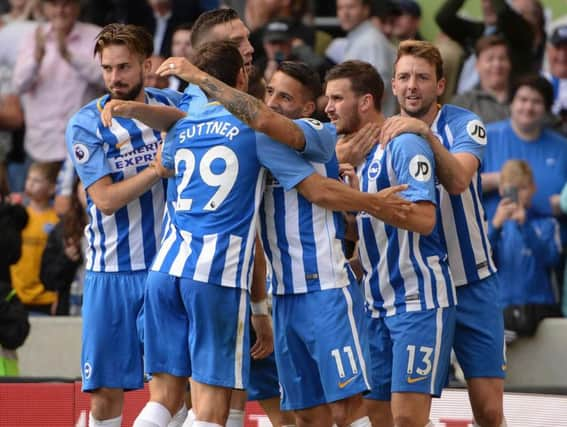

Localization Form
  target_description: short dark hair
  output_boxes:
[173,22,194,33]
[395,39,444,81]
[277,61,322,102]
[94,23,153,59]
[475,34,509,58]
[193,40,243,88]
[324,60,384,110]
[509,74,554,112]
[191,8,239,49]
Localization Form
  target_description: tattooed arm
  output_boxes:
[156,57,307,151]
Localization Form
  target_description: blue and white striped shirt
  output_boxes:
[65,87,181,272]
[431,104,496,286]
[257,131,355,295]
[153,103,337,291]
[357,133,455,317]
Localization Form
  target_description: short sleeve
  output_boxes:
[295,119,336,163]
[389,133,437,204]
[446,107,487,163]
[256,133,316,191]
[65,109,112,189]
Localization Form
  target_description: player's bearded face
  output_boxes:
[109,71,144,101]
[325,79,362,134]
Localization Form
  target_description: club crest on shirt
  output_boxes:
[367,160,381,180]
[466,119,487,145]
[73,143,90,164]
[83,362,92,380]
[409,155,432,182]
[300,118,323,130]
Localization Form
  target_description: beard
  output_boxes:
[109,77,144,101]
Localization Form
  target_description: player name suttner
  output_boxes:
[179,120,241,143]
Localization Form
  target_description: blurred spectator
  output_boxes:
[0,163,29,375]
[144,55,169,89]
[393,0,422,41]
[10,162,59,315]
[258,17,328,82]
[436,0,536,96]
[0,15,37,193]
[490,159,562,337]
[12,0,103,191]
[40,178,86,315]
[168,22,192,92]
[369,0,400,41]
[543,25,567,117]
[80,0,127,27]
[246,0,319,73]
[482,75,567,241]
[0,0,40,26]
[335,0,397,116]
[451,35,511,124]
[128,0,202,57]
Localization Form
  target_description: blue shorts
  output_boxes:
[81,270,146,391]
[248,352,280,401]
[144,271,250,389]
[454,275,506,379]
[365,306,456,401]
[273,284,371,411]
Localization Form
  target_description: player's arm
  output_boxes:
[481,171,500,193]
[380,116,479,195]
[157,58,307,151]
[101,100,185,131]
[250,236,273,360]
[86,166,161,216]
[296,173,412,225]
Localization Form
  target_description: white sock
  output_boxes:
[167,405,188,427]
[133,402,172,427]
[89,413,122,426]
[225,409,244,427]
[350,416,371,427]
[193,422,222,427]
[181,409,195,427]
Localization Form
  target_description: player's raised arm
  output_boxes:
[157,55,309,152]
[101,99,185,131]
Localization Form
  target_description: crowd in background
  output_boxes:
[0,0,567,346]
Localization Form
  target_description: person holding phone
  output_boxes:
[489,159,561,336]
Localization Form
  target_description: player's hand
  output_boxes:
[367,184,412,223]
[101,100,134,127]
[157,57,201,83]
[379,116,430,148]
[250,314,274,360]
[339,163,359,190]
[152,142,174,178]
[336,122,380,165]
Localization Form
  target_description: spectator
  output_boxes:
[451,34,511,124]
[436,0,535,95]
[168,22,192,91]
[144,55,169,89]
[393,0,423,41]
[12,0,103,191]
[40,178,86,315]
[490,159,562,336]
[10,161,59,315]
[0,0,40,26]
[369,0,400,41]
[258,18,328,82]
[0,164,29,375]
[482,75,567,241]
[336,0,397,116]
[543,25,567,117]
[129,0,201,57]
